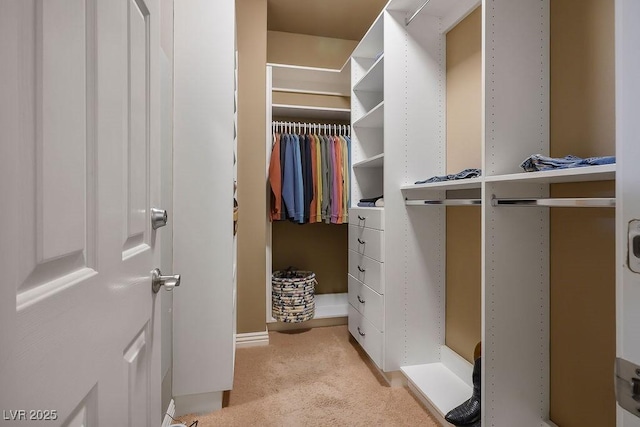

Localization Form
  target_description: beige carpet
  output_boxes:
[178,325,439,426]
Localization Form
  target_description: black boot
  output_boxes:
[444,357,481,426]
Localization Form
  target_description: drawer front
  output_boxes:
[348,250,384,295]
[349,208,384,231]
[348,305,383,369]
[348,275,384,331]
[348,225,384,262]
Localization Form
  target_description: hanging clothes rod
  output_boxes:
[405,0,432,26]
[491,197,616,208]
[405,199,481,206]
[272,121,351,136]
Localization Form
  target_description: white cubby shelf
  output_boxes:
[353,101,384,129]
[353,153,384,169]
[353,54,384,93]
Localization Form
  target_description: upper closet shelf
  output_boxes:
[352,11,384,59]
[272,104,350,121]
[353,153,384,168]
[485,164,616,184]
[401,177,482,192]
[269,63,351,97]
[387,0,480,33]
[353,55,384,93]
[353,101,384,128]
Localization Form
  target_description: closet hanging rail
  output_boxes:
[272,120,351,137]
[405,199,481,206]
[405,0,432,26]
[491,197,616,208]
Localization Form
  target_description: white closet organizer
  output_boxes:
[266,63,351,324]
[350,0,620,426]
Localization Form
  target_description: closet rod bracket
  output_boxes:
[405,0,432,26]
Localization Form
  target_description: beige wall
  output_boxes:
[273,222,348,294]
[268,31,357,69]
[548,0,616,426]
[444,7,482,363]
[446,6,482,175]
[236,0,268,334]
[272,92,350,110]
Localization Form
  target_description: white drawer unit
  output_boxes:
[348,207,384,231]
[348,305,384,369]
[348,225,384,262]
[348,250,384,295]
[348,275,384,331]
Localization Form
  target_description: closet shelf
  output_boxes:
[353,153,384,168]
[401,363,472,419]
[272,104,350,121]
[406,199,481,206]
[269,62,351,97]
[492,197,615,208]
[353,101,384,128]
[353,55,384,93]
[314,293,348,319]
[401,177,482,192]
[485,164,615,184]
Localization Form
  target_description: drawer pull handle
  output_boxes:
[357,265,365,273]
[357,295,366,304]
[358,215,366,221]
[357,327,366,337]
[357,238,366,245]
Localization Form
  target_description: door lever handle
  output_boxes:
[151,208,168,229]
[151,268,181,293]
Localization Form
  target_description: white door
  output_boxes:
[0,0,163,425]
[616,0,640,425]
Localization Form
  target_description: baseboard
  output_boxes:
[235,330,269,348]
[267,316,347,331]
[174,391,223,417]
[161,399,176,427]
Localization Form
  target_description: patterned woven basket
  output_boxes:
[272,270,316,323]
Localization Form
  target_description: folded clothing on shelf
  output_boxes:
[357,195,383,208]
[520,154,615,172]
[360,195,383,203]
[415,168,481,184]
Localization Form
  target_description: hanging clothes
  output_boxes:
[268,132,282,221]
[269,122,351,225]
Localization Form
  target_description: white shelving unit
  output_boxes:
[266,62,351,325]
[348,0,621,426]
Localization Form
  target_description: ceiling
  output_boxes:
[267,0,388,41]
